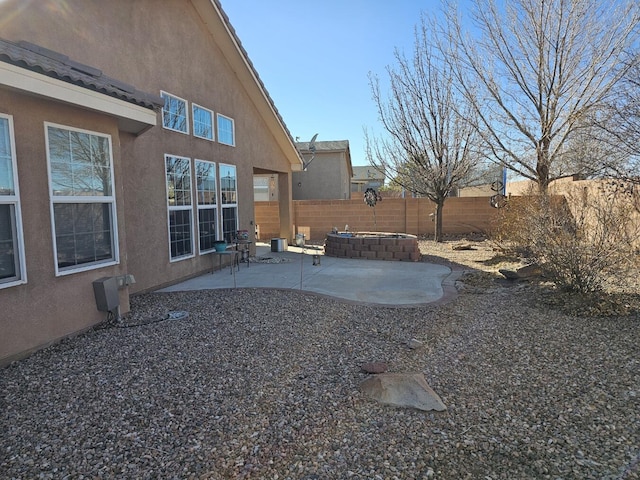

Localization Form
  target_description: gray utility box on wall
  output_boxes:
[93,277,120,312]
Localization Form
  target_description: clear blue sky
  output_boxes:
[221,1,441,166]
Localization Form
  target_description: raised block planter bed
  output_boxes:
[325,232,420,261]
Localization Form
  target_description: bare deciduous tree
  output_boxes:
[366,16,484,242]
[596,53,640,182]
[445,0,640,193]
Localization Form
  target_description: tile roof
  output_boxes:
[0,37,163,110]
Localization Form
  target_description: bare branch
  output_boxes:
[366,14,486,241]
[444,0,640,192]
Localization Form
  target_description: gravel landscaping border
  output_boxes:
[1,239,638,479]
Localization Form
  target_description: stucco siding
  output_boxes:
[293,154,349,200]
[0,0,299,362]
[0,0,294,292]
[0,91,131,363]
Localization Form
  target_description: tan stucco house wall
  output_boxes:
[0,90,135,362]
[0,0,302,365]
[293,140,353,200]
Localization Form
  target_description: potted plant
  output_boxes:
[213,240,227,252]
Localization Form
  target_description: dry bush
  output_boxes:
[491,183,640,293]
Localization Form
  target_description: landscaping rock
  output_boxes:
[451,243,476,251]
[499,268,520,280]
[360,373,447,411]
[499,263,542,280]
[361,362,389,374]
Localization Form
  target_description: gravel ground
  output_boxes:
[1,238,639,479]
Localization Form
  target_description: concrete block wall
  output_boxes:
[254,201,280,240]
[440,197,498,235]
[255,196,499,243]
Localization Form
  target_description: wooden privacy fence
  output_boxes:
[255,196,499,243]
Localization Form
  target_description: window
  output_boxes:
[253,176,270,201]
[161,91,188,134]
[195,160,218,253]
[165,155,194,260]
[46,124,118,274]
[219,163,237,243]
[0,114,26,287]
[192,104,214,141]
[217,114,235,146]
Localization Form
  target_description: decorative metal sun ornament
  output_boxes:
[490,180,507,208]
[364,188,383,225]
[364,188,382,207]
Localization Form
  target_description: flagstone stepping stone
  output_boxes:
[360,373,447,411]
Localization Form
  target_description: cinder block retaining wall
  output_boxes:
[253,201,280,241]
[325,233,421,261]
[255,196,498,243]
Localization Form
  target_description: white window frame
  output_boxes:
[45,123,119,276]
[195,159,219,254]
[165,154,195,261]
[253,175,270,202]
[161,91,189,134]
[192,104,214,141]
[0,113,27,288]
[216,113,235,146]
[219,163,238,243]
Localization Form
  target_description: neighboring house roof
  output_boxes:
[296,140,350,152]
[352,165,385,182]
[0,37,163,110]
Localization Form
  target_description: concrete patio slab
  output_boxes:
[157,243,454,306]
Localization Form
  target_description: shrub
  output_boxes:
[491,182,640,293]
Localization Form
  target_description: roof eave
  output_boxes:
[0,61,158,135]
